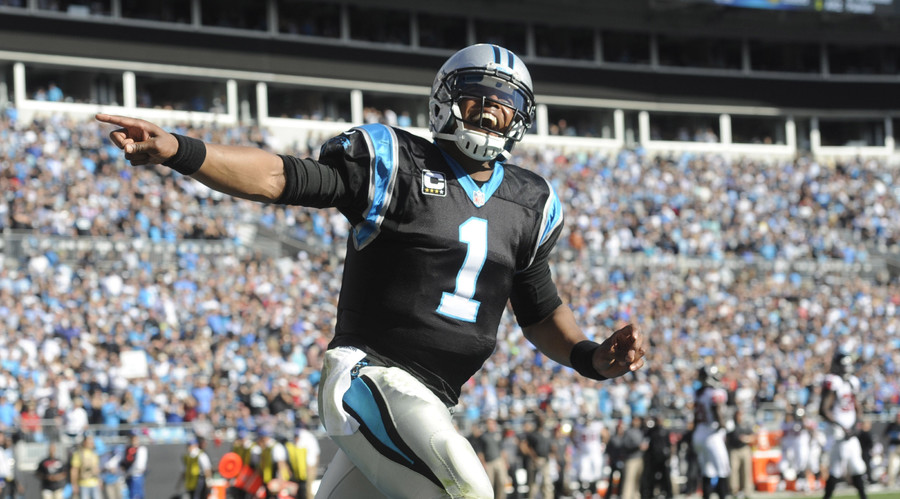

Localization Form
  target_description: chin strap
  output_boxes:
[434,128,506,163]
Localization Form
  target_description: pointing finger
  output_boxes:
[96,113,142,128]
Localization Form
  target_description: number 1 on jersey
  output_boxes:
[437,217,487,322]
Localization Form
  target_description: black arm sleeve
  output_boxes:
[509,226,564,327]
[274,154,350,208]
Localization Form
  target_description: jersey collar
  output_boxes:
[437,145,505,208]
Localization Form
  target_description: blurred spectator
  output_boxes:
[63,398,89,444]
[727,408,756,498]
[471,417,507,499]
[0,396,16,432]
[230,429,258,499]
[502,423,523,499]
[884,412,900,487]
[552,422,574,498]
[290,417,320,499]
[20,403,42,440]
[641,415,674,499]
[255,428,289,498]
[0,434,11,498]
[603,420,626,499]
[179,437,211,499]
[36,441,67,499]
[47,83,64,103]
[100,446,124,499]
[121,432,147,499]
[621,416,646,499]
[70,434,101,499]
[521,412,553,499]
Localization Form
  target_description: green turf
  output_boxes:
[793,490,900,499]
[746,486,900,499]
[830,492,900,499]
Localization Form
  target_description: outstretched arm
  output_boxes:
[96,113,286,202]
[522,304,645,380]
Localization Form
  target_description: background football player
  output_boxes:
[572,416,608,498]
[819,349,868,499]
[691,365,730,499]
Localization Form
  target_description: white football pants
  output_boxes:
[315,347,493,499]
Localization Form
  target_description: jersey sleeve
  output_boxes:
[275,128,376,222]
[509,181,565,327]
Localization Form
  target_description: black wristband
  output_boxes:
[570,340,608,380]
[162,133,206,175]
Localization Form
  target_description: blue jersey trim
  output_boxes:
[342,377,414,465]
[525,178,564,268]
[437,145,504,208]
[540,181,564,246]
[353,124,400,249]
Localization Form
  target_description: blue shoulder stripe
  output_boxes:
[532,179,564,264]
[352,124,400,249]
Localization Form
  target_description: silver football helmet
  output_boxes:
[698,365,723,388]
[429,44,535,162]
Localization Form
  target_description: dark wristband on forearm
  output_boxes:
[162,133,206,175]
[570,340,608,380]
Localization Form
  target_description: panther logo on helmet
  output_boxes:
[429,44,536,162]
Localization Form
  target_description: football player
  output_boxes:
[571,416,608,497]
[96,43,646,498]
[691,365,730,499]
[820,349,868,499]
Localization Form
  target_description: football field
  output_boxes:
[759,488,900,499]
[828,492,899,499]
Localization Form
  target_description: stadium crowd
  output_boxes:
[1,110,900,495]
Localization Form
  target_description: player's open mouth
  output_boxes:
[480,113,499,129]
[467,110,504,136]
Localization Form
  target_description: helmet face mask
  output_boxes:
[430,45,535,162]
[450,71,532,139]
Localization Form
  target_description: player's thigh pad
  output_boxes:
[830,437,867,478]
[708,429,732,478]
[318,347,492,498]
[693,425,730,478]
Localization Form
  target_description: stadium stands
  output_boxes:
[1,0,900,495]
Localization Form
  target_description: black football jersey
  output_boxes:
[284,123,564,406]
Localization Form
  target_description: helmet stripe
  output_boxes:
[507,49,515,70]
[491,44,501,64]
